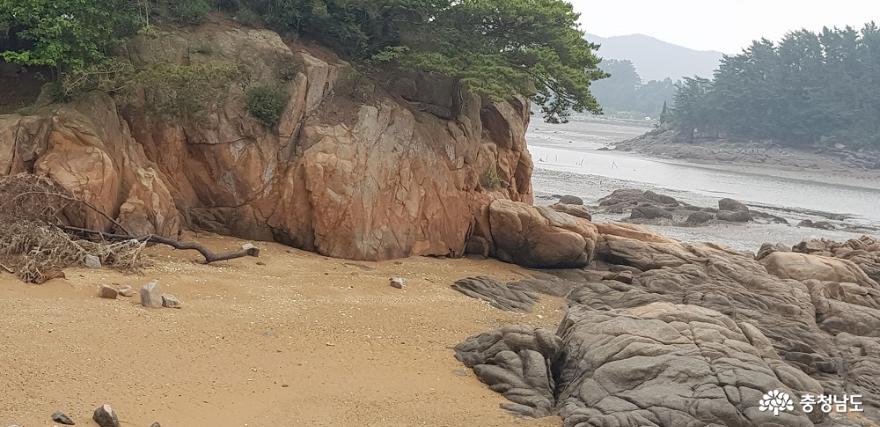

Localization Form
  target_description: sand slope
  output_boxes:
[0,233,561,426]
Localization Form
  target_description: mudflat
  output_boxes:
[0,233,561,427]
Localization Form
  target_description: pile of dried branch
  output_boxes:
[0,173,260,283]
[0,174,148,283]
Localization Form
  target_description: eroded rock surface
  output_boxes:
[0,25,532,261]
[457,227,880,426]
[489,200,598,268]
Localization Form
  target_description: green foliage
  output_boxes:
[481,162,503,189]
[2,0,605,122]
[169,0,212,24]
[134,62,247,118]
[242,0,605,122]
[0,0,140,69]
[56,58,136,100]
[671,23,880,148]
[245,84,287,127]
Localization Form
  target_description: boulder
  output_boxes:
[629,204,673,220]
[594,222,676,244]
[548,202,591,221]
[719,197,749,212]
[685,210,713,225]
[557,195,583,205]
[488,199,598,268]
[717,209,751,222]
[760,252,879,289]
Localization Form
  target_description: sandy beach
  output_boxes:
[0,233,561,427]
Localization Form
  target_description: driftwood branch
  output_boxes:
[63,226,260,264]
[0,263,13,274]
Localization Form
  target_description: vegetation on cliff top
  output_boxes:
[0,0,606,122]
[668,24,880,149]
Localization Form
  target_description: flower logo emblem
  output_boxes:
[759,389,795,415]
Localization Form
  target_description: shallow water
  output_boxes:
[527,119,880,250]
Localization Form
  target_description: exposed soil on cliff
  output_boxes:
[0,233,560,426]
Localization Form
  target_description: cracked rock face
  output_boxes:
[0,26,532,261]
[456,228,880,426]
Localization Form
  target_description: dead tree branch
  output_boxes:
[63,226,260,264]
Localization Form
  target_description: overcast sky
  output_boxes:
[569,0,880,53]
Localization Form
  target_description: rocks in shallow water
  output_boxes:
[719,197,749,212]
[598,189,680,212]
[389,277,406,289]
[51,410,75,425]
[489,199,598,268]
[140,280,163,308]
[798,219,835,230]
[684,210,713,225]
[451,276,540,312]
[161,293,182,309]
[98,284,118,299]
[629,204,673,220]
[557,195,583,205]
[92,404,119,427]
[717,209,751,222]
[716,198,752,222]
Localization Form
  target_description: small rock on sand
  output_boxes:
[98,285,118,299]
[51,410,75,425]
[162,293,182,309]
[93,404,119,427]
[150,423,161,427]
[140,280,163,308]
[84,254,102,268]
[389,277,406,289]
[117,285,134,297]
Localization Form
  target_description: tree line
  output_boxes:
[589,58,677,119]
[0,0,607,122]
[669,23,880,149]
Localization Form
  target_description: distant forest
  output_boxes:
[670,23,880,149]
[590,59,676,118]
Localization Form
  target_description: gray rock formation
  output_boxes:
[456,225,880,426]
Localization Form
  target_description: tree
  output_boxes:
[669,23,880,149]
[0,0,139,69]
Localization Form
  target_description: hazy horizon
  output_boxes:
[570,0,880,53]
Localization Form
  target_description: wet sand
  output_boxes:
[0,233,562,427]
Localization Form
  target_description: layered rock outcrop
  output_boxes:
[456,228,880,426]
[0,25,532,260]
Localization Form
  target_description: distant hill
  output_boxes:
[586,33,724,82]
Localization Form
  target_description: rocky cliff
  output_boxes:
[0,23,533,261]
